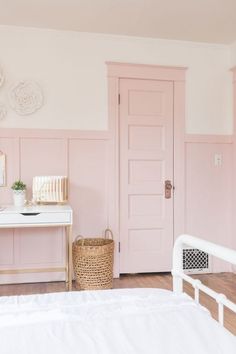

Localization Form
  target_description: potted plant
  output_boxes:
[11,180,27,207]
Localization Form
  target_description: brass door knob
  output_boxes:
[165,180,172,199]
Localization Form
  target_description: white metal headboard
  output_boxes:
[172,234,236,326]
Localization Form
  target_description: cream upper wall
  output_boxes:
[0,26,233,134]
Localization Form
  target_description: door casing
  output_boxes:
[106,62,187,277]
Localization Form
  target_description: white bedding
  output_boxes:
[0,288,235,354]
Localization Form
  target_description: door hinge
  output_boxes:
[118,241,121,253]
[118,93,120,105]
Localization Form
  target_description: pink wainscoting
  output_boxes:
[185,139,233,272]
[0,130,112,283]
[20,138,68,198]
[0,229,14,266]
[68,139,109,236]
[0,128,234,284]
[232,67,236,273]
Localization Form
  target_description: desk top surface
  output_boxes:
[0,204,72,214]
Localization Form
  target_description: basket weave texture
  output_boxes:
[72,229,114,290]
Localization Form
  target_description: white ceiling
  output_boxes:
[0,0,236,44]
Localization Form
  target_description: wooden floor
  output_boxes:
[0,272,236,335]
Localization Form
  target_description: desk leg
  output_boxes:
[66,225,73,291]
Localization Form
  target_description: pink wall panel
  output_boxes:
[185,142,233,272]
[0,133,110,283]
[0,229,14,266]
[68,139,109,237]
[17,228,64,266]
[232,70,236,273]
[20,138,68,200]
[0,128,234,284]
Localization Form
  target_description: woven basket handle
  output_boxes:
[74,235,84,245]
[104,228,113,240]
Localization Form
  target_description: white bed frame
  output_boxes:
[172,234,236,327]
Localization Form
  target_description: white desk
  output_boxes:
[0,204,73,290]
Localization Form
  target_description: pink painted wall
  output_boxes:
[0,130,112,283]
[0,129,234,283]
[185,138,233,272]
[68,139,109,235]
[231,67,236,272]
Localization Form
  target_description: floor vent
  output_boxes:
[183,248,209,273]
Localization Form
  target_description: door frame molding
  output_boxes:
[106,62,187,276]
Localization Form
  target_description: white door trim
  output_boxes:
[106,62,187,277]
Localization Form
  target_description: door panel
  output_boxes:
[119,79,174,273]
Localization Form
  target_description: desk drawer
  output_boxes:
[0,212,71,226]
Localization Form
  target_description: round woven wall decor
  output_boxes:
[9,80,43,115]
[0,103,7,120]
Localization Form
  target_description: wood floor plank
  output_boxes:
[0,272,235,334]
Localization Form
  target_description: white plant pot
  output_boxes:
[13,190,26,207]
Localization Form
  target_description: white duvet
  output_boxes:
[0,288,235,354]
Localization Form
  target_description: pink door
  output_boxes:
[119,78,174,273]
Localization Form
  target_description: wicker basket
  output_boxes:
[72,229,114,290]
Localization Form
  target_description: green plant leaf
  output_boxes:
[11,180,26,191]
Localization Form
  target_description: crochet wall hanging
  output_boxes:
[9,80,43,115]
